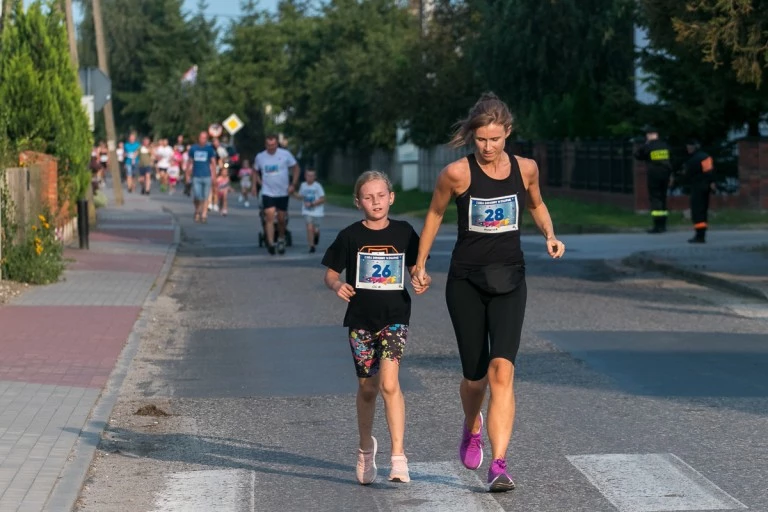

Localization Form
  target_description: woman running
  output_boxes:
[411,92,565,492]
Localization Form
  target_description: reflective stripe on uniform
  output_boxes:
[694,222,707,229]
[650,149,670,161]
[651,210,669,217]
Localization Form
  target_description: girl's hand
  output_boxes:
[333,281,356,302]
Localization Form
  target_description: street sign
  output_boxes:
[78,68,112,111]
[208,123,223,138]
[223,114,244,136]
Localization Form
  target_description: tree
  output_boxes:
[405,0,483,146]
[672,0,768,88]
[0,0,91,201]
[464,0,637,138]
[639,0,768,140]
[76,0,218,137]
[283,0,418,153]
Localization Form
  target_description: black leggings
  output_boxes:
[445,277,527,381]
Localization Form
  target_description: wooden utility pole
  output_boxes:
[92,0,124,206]
[63,0,78,69]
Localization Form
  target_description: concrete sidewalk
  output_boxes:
[0,190,179,511]
[625,241,768,301]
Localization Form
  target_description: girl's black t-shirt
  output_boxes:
[322,219,420,332]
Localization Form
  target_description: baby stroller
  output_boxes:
[257,193,293,248]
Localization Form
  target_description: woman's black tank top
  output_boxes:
[450,151,526,277]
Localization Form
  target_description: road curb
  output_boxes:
[623,253,768,302]
[44,216,181,512]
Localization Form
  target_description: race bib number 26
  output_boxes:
[469,194,519,233]
[356,253,405,290]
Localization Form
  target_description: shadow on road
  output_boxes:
[525,331,768,416]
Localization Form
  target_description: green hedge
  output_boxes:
[0,0,91,283]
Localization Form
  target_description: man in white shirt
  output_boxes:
[253,134,300,255]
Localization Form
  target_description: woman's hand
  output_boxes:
[410,267,431,295]
[546,236,565,259]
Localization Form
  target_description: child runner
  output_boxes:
[295,168,325,253]
[216,167,231,216]
[167,148,182,194]
[238,160,254,208]
[321,170,431,485]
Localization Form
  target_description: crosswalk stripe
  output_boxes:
[567,453,747,512]
[373,461,504,512]
[152,469,254,512]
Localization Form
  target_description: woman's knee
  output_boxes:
[462,375,488,393]
[487,358,515,388]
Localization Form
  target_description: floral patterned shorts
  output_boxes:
[348,324,408,378]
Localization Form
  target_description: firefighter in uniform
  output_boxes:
[682,139,715,243]
[634,126,673,233]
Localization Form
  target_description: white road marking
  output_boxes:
[567,453,747,512]
[152,469,255,512]
[373,461,504,512]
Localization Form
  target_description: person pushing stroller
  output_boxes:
[252,134,300,255]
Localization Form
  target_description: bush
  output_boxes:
[1,210,65,285]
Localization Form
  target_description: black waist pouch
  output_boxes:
[466,263,525,295]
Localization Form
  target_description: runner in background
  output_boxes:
[238,159,254,208]
[295,168,325,253]
[253,134,300,255]
[124,132,140,194]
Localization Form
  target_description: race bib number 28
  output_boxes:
[469,194,519,233]
[356,253,405,290]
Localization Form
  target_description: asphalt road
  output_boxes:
[75,190,768,512]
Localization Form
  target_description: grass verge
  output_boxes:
[323,184,768,233]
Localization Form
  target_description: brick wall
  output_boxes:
[16,151,77,241]
[737,139,768,210]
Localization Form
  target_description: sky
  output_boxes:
[73,0,279,25]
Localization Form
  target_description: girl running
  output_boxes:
[322,170,430,486]
[238,160,254,207]
[167,148,183,194]
[215,167,231,216]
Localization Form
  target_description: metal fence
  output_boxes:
[569,139,635,193]
[324,138,636,195]
[545,141,563,187]
[417,145,466,192]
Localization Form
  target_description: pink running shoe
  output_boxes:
[487,459,515,492]
[356,436,377,485]
[388,454,410,483]
[459,412,484,470]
